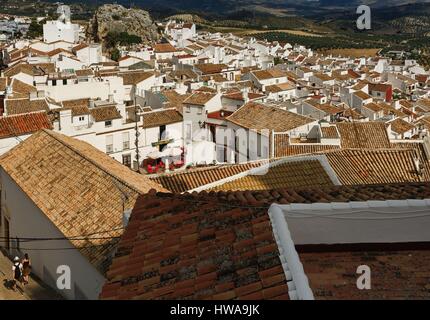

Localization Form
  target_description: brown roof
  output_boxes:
[61,98,90,116]
[227,102,315,134]
[154,43,177,53]
[195,63,228,75]
[72,43,89,52]
[354,91,372,100]
[305,100,342,115]
[90,106,122,122]
[389,118,415,134]
[75,69,94,77]
[0,130,166,273]
[324,148,429,185]
[320,126,339,139]
[252,69,286,81]
[0,77,6,92]
[100,193,290,300]
[141,109,182,128]
[0,112,52,138]
[265,82,295,93]
[183,92,216,106]
[120,71,154,85]
[161,90,192,113]
[151,161,269,193]
[300,246,430,300]
[4,62,55,77]
[5,99,49,116]
[100,182,430,299]
[336,122,391,149]
[209,160,335,192]
[274,138,340,158]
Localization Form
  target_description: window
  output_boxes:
[186,124,192,140]
[78,116,85,122]
[159,125,166,141]
[122,154,132,168]
[63,79,67,85]
[52,79,57,86]
[106,135,113,154]
[105,120,112,128]
[185,106,191,113]
[122,132,130,150]
[197,108,203,115]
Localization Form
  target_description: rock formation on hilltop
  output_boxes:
[90,4,159,46]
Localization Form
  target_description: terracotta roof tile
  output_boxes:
[227,102,315,134]
[90,105,122,122]
[101,182,430,299]
[300,247,430,300]
[183,92,216,106]
[0,130,166,272]
[150,162,268,193]
[336,122,391,149]
[209,160,335,191]
[324,148,429,185]
[154,43,177,53]
[389,118,415,134]
[5,99,49,115]
[141,109,182,128]
[195,63,227,75]
[100,193,289,300]
[120,71,154,85]
[0,112,52,138]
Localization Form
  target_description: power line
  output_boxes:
[0,236,121,242]
[3,242,119,252]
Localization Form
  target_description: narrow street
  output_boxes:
[0,251,61,300]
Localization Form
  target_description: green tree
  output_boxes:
[111,48,120,62]
[27,18,44,39]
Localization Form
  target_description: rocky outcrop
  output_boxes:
[90,4,159,46]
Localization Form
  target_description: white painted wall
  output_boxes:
[0,171,106,300]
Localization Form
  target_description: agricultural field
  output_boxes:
[319,48,382,58]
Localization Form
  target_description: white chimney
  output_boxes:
[123,209,132,228]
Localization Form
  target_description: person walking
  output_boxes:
[21,253,31,285]
[11,256,22,291]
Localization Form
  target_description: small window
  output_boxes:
[197,108,202,115]
[63,79,67,85]
[52,80,57,86]
[106,135,113,154]
[79,116,85,121]
[122,132,130,150]
[185,106,191,113]
[105,120,112,128]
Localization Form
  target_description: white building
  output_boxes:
[43,20,80,44]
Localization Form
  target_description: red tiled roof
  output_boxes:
[299,245,430,300]
[154,43,177,53]
[101,182,430,299]
[100,192,290,300]
[0,112,52,138]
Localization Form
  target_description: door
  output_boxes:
[4,218,9,251]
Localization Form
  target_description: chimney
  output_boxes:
[242,90,249,104]
[123,209,132,228]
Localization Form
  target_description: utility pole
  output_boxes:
[134,84,140,172]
